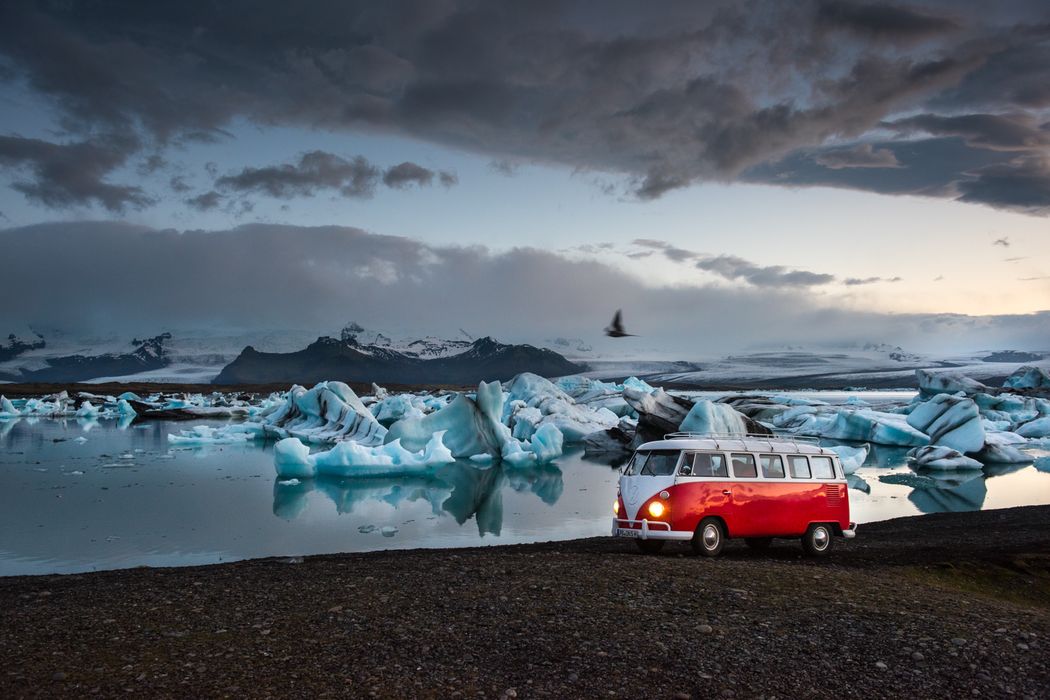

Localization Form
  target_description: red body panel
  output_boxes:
[667,480,850,538]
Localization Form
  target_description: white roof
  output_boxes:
[637,435,837,456]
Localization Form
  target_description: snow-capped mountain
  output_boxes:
[213,332,584,385]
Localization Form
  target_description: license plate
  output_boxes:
[617,528,640,538]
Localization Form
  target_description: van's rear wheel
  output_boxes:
[635,539,665,554]
[802,523,833,557]
[692,518,725,557]
[745,537,772,550]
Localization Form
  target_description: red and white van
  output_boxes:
[612,433,857,557]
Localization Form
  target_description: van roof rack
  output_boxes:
[662,432,822,445]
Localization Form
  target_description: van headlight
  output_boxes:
[647,501,666,518]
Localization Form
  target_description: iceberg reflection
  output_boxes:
[272,460,565,536]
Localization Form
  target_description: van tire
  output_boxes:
[802,523,834,557]
[692,518,725,557]
[745,537,772,550]
[635,539,665,554]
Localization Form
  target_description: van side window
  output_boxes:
[760,454,785,478]
[641,450,680,476]
[811,456,835,479]
[625,451,649,476]
[731,453,757,478]
[788,455,811,479]
[687,452,728,477]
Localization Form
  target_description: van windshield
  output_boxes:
[625,450,680,476]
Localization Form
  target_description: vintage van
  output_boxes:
[612,433,856,557]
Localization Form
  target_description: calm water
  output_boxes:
[2,406,1049,576]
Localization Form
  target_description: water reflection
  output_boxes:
[273,461,565,537]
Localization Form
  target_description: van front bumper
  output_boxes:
[612,518,693,541]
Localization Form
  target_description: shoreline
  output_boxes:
[2,505,1048,698]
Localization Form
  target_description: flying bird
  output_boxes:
[993,237,1010,247]
[604,309,635,338]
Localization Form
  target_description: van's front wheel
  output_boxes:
[692,518,725,557]
[635,539,665,554]
[802,523,834,557]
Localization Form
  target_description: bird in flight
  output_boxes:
[604,309,635,337]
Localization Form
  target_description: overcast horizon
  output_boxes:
[2,1,1049,356]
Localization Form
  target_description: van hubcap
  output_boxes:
[813,527,829,549]
[703,524,720,548]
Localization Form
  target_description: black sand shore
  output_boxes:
[2,506,1048,699]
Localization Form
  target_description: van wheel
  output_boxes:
[692,518,725,557]
[635,539,665,554]
[802,524,834,557]
[745,537,772,550]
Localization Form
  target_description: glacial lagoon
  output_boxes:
[2,395,1049,576]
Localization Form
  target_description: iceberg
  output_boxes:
[1016,416,1050,439]
[75,401,100,418]
[799,409,929,447]
[500,423,565,467]
[908,445,983,470]
[1003,365,1050,390]
[0,395,19,418]
[273,431,455,479]
[371,393,428,424]
[623,387,695,435]
[975,431,1031,463]
[905,394,985,453]
[503,373,618,441]
[678,400,751,435]
[916,369,988,397]
[386,381,510,458]
[256,381,387,445]
[828,444,869,474]
[116,399,138,417]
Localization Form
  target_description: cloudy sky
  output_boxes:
[0,0,1048,354]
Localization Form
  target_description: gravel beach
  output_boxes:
[2,506,1048,699]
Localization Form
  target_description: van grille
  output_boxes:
[824,484,843,507]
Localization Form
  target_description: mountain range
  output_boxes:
[213,335,583,385]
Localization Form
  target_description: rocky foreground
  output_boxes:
[2,507,1049,699]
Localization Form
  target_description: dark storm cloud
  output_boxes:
[955,156,1050,214]
[885,113,1050,151]
[0,134,151,212]
[1,1,1050,213]
[381,161,457,189]
[213,152,456,201]
[815,1,960,42]
[215,151,380,199]
[1,222,1046,353]
[814,144,902,169]
[185,190,222,211]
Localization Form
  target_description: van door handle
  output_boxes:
[721,490,731,495]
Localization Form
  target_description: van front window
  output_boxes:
[640,451,680,476]
[624,451,649,475]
